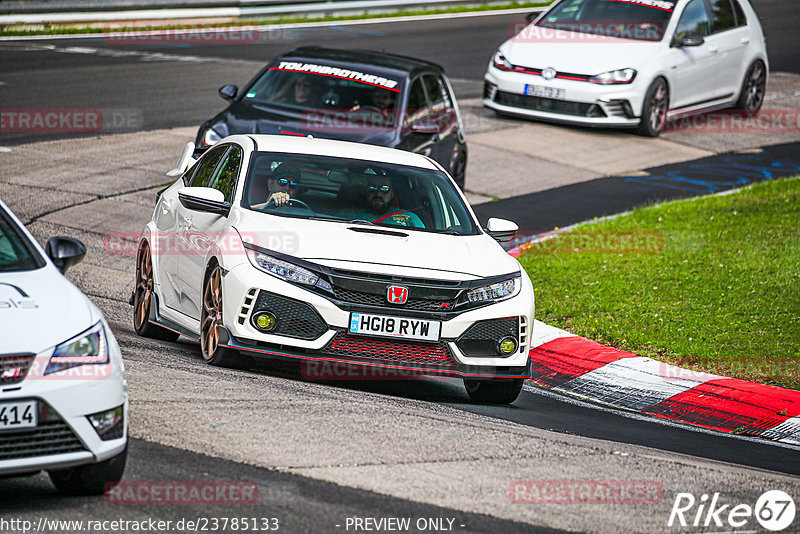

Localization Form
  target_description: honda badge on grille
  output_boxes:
[386,285,408,304]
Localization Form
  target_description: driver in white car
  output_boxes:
[267,163,302,206]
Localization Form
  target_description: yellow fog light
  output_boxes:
[253,311,277,332]
[498,337,518,355]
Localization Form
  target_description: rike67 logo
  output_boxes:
[669,490,795,531]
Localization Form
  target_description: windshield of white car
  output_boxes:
[535,0,675,41]
[0,209,44,272]
[241,152,479,236]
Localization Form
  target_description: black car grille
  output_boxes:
[0,401,86,461]
[0,353,36,385]
[327,270,460,312]
[321,332,456,369]
[252,290,328,340]
[331,287,452,311]
[495,91,602,117]
[456,317,519,357]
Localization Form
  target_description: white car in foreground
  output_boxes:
[0,199,127,494]
[484,0,768,136]
[133,135,533,404]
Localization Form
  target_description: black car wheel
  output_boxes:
[735,60,766,114]
[637,78,669,137]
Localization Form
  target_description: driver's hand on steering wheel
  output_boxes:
[267,192,291,206]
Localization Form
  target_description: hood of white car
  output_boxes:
[234,212,521,279]
[502,30,660,75]
[0,266,97,354]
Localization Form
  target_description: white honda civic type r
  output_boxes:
[0,199,127,494]
[133,135,533,404]
[484,0,768,136]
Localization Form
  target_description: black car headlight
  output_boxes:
[463,276,521,304]
[245,247,332,292]
[46,321,109,375]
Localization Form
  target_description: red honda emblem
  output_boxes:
[386,285,408,304]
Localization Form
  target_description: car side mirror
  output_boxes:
[485,218,518,243]
[178,187,231,216]
[45,236,86,273]
[672,33,705,48]
[218,84,238,101]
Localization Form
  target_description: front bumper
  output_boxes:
[211,262,534,377]
[483,65,643,127]
[0,336,128,475]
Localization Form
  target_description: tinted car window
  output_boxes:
[675,0,710,38]
[731,0,747,26]
[708,0,736,33]
[407,78,428,112]
[209,145,242,201]
[190,145,228,188]
[0,210,43,272]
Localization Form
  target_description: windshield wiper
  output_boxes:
[345,219,376,226]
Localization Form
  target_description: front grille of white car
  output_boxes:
[495,91,603,118]
[0,353,36,385]
[455,317,520,357]
[251,290,328,340]
[0,400,86,460]
[322,332,456,369]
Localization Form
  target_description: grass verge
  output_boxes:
[0,1,551,37]
[519,176,800,390]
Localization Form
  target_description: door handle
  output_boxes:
[740,37,750,44]
[708,46,719,53]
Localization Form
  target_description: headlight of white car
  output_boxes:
[492,50,513,71]
[463,276,521,304]
[589,68,637,85]
[245,247,333,291]
[46,321,109,375]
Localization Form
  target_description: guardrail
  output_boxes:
[0,0,526,27]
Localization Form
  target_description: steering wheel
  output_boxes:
[357,105,384,114]
[264,198,312,211]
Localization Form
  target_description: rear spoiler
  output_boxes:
[166,142,197,177]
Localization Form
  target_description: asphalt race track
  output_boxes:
[1,4,800,533]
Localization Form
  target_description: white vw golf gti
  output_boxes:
[133,135,533,404]
[0,199,127,494]
[484,0,768,136]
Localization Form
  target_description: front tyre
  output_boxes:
[49,445,127,496]
[133,242,179,341]
[636,78,668,137]
[200,264,252,370]
[735,60,766,114]
[464,378,525,404]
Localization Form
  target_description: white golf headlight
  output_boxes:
[464,277,520,304]
[202,128,222,146]
[246,248,319,286]
[589,68,637,85]
[492,50,513,71]
[46,321,109,375]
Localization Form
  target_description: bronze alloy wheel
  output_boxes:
[133,244,153,332]
[201,265,223,360]
[132,242,179,341]
[199,264,252,369]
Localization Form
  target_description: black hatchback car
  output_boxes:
[195,47,468,188]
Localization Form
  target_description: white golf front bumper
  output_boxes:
[219,263,534,378]
[0,337,128,476]
[484,65,644,127]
